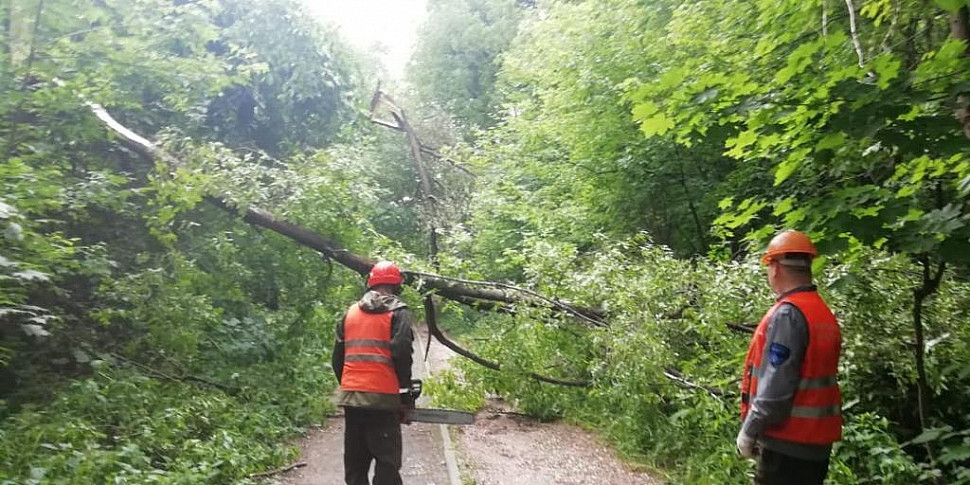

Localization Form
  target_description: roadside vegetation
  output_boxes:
[2,0,969,483]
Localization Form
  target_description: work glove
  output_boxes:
[399,393,414,425]
[398,405,412,425]
[736,430,757,459]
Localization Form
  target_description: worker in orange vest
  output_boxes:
[332,261,414,485]
[737,230,842,485]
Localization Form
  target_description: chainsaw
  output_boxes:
[404,379,475,425]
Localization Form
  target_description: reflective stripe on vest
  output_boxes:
[346,339,391,349]
[790,404,842,419]
[339,303,399,395]
[345,354,393,365]
[739,290,843,445]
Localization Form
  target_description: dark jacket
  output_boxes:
[332,290,414,410]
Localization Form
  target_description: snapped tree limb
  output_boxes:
[423,296,591,387]
[369,89,477,177]
[725,322,756,334]
[372,89,442,268]
[662,367,729,399]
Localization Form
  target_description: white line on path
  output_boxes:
[413,325,462,485]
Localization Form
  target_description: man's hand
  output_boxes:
[736,430,757,459]
[399,405,413,425]
[399,391,415,425]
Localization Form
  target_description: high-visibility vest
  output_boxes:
[339,303,399,395]
[741,290,842,444]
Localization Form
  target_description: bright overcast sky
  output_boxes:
[302,0,429,79]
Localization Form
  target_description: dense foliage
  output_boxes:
[0,0,401,482]
[2,0,969,483]
[417,0,970,483]
[431,245,970,483]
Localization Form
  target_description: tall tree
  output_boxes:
[407,0,528,134]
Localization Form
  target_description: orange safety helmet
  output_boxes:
[761,230,818,264]
[367,261,404,288]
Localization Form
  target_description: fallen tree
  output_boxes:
[76,90,605,327]
[65,84,611,388]
[70,84,725,394]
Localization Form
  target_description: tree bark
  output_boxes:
[844,0,866,67]
[950,6,969,49]
[726,322,756,334]
[205,197,374,275]
[368,93,476,177]
[406,270,606,327]
[248,462,307,479]
[662,367,727,398]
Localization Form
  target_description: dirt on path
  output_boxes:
[273,324,660,485]
[422,326,660,485]
[455,407,660,485]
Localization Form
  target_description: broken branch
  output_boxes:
[369,89,476,177]
[725,322,756,334]
[248,462,307,479]
[408,270,607,327]
[423,296,591,387]
[663,367,728,399]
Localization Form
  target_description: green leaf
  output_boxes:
[933,0,968,12]
[811,255,828,274]
[940,445,970,465]
[905,427,953,446]
[773,198,795,216]
[870,55,902,89]
[631,102,660,121]
[851,206,881,219]
[774,159,800,186]
[816,133,845,152]
[725,130,758,158]
[638,113,675,137]
[896,185,917,198]
[784,207,808,226]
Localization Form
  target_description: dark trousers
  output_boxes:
[756,448,830,485]
[344,407,402,485]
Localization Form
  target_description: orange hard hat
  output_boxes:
[761,230,818,264]
[367,261,404,287]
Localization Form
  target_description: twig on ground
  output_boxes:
[248,462,307,479]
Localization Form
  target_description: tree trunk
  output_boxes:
[676,156,708,252]
[912,256,945,468]
[1,0,11,70]
[4,0,44,158]
[951,6,970,138]
[390,97,440,268]
[950,6,969,48]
